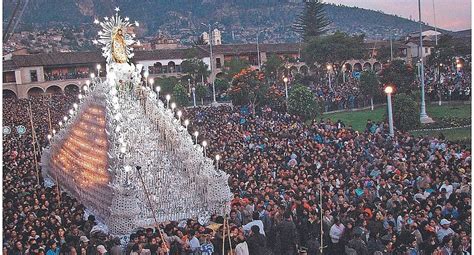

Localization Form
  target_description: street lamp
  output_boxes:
[90,73,95,79]
[384,85,394,137]
[192,87,196,107]
[188,78,191,95]
[177,110,182,122]
[184,119,189,130]
[155,86,161,98]
[201,22,218,103]
[202,140,207,157]
[96,64,101,77]
[166,94,171,108]
[144,71,149,87]
[149,78,154,88]
[215,154,221,170]
[194,131,199,144]
[283,77,289,100]
[171,102,176,112]
[326,64,333,91]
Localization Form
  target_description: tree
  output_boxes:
[228,68,266,112]
[428,35,471,66]
[262,54,284,82]
[375,45,393,63]
[180,58,210,83]
[293,0,331,41]
[172,83,189,107]
[214,79,230,93]
[379,60,416,94]
[303,32,365,83]
[392,93,419,131]
[360,70,380,110]
[195,84,208,104]
[288,84,321,120]
[156,77,179,96]
[226,58,250,79]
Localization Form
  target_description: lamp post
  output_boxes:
[184,119,189,130]
[215,154,221,170]
[149,78,154,90]
[283,77,289,101]
[202,141,207,157]
[177,110,182,122]
[155,86,161,99]
[170,102,176,112]
[384,86,394,137]
[326,64,333,91]
[192,87,196,107]
[202,22,218,103]
[418,0,433,123]
[96,64,101,77]
[194,131,199,144]
[90,73,95,80]
[166,94,171,108]
[188,78,191,95]
[144,71,149,87]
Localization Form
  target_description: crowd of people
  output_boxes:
[425,65,471,102]
[2,80,471,255]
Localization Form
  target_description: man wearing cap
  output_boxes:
[437,219,455,242]
[96,245,108,255]
[79,236,93,255]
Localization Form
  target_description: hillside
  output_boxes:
[3,0,441,44]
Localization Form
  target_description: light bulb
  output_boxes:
[59,121,63,126]
[166,94,171,101]
[69,109,74,115]
[47,134,52,140]
[216,155,221,161]
[171,103,176,110]
[52,129,56,134]
[63,116,67,121]
[73,103,78,109]
[156,86,161,92]
[194,131,199,137]
[202,141,207,147]
[184,119,189,126]
[177,111,182,117]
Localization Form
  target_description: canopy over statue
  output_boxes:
[41,7,232,235]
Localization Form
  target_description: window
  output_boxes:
[216,58,222,69]
[30,70,38,82]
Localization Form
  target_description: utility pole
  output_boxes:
[256,32,261,70]
[432,0,438,46]
[390,36,393,61]
[418,0,433,123]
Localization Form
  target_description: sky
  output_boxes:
[325,0,471,31]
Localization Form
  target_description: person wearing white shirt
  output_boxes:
[243,211,265,236]
[188,230,200,254]
[440,180,454,199]
[329,218,345,254]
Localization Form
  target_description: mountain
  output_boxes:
[3,0,443,44]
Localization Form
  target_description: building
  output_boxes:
[3,42,395,99]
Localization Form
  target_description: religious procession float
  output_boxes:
[41,8,232,235]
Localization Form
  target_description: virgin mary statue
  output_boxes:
[111,28,128,63]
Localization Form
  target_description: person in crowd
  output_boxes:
[2,71,471,255]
